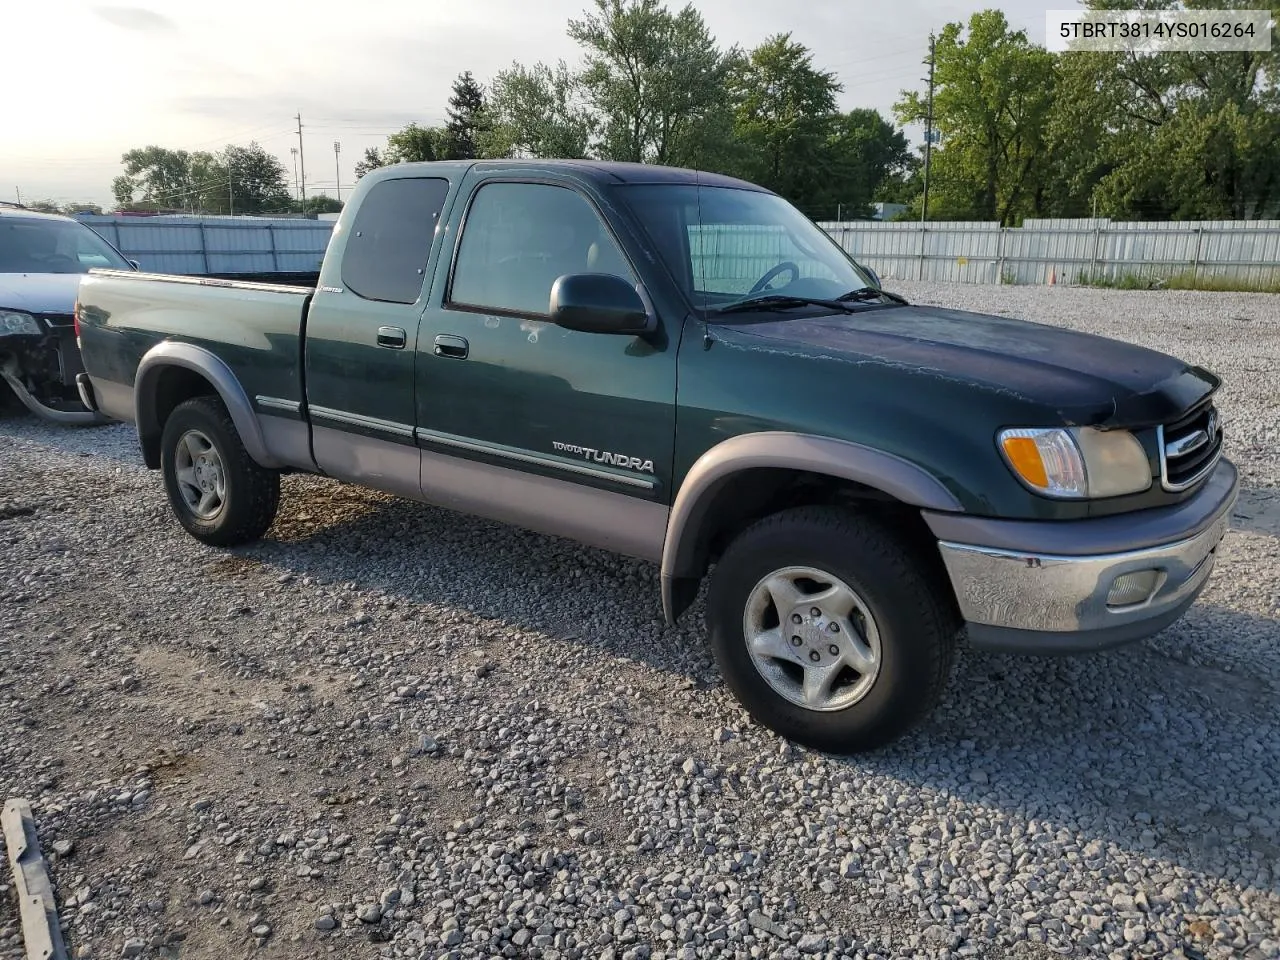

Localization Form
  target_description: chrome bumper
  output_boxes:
[932,461,1238,653]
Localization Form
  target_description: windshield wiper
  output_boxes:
[837,287,909,305]
[712,294,859,315]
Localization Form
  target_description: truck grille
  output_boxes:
[1158,401,1223,492]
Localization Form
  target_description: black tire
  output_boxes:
[160,395,280,547]
[705,505,958,753]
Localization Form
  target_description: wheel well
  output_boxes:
[140,366,218,468]
[667,468,952,621]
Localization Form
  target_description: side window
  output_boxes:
[449,181,634,316]
[341,177,449,304]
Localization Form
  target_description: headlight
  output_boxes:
[0,310,41,336]
[998,426,1151,499]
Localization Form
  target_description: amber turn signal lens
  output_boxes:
[1001,436,1049,488]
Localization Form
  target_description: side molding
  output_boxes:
[659,431,963,624]
[135,341,282,469]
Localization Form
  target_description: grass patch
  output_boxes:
[1074,269,1280,293]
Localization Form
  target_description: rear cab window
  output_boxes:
[341,177,450,304]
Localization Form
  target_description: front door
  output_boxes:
[303,174,452,498]
[414,174,678,559]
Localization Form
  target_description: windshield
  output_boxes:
[0,217,131,274]
[615,184,876,312]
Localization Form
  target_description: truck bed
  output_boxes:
[76,268,313,428]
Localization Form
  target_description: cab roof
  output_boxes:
[370,158,769,192]
[0,205,78,222]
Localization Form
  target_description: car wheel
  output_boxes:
[706,505,958,753]
[160,395,280,547]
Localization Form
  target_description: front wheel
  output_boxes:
[160,396,280,547]
[706,506,958,753]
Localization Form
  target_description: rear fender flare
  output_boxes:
[135,341,280,469]
[660,431,963,623]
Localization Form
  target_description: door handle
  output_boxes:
[376,326,406,349]
[434,334,469,359]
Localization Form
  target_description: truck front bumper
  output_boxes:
[924,459,1238,654]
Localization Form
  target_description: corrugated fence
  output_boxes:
[79,215,334,276]
[80,214,1280,288]
[819,218,1280,287]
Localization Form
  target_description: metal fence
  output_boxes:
[818,218,1280,287]
[76,213,1280,288]
[79,215,335,276]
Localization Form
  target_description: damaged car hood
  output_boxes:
[0,273,83,315]
[718,303,1218,426]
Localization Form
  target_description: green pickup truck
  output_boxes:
[75,159,1237,752]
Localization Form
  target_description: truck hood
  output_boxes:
[0,273,83,315]
[718,303,1218,427]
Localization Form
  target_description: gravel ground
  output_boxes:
[1,281,1278,960]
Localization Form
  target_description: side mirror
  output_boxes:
[549,273,654,335]
[128,260,141,271]
[861,263,881,288]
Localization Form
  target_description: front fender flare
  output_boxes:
[135,341,281,469]
[659,432,963,624]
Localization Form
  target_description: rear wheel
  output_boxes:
[160,396,280,546]
[706,506,957,753]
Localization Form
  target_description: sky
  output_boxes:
[4,0,1061,208]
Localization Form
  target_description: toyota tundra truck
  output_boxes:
[73,159,1238,752]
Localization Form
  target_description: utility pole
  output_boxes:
[290,148,300,199]
[921,32,936,226]
[295,113,307,203]
[333,141,342,203]
[14,186,22,206]
[228,171,234,217]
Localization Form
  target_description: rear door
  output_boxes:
[303,174,453,497]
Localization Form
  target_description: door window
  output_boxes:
[449,181,635,316]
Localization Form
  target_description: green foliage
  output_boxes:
[808,109,917,219]
[895,10,1056,224]
[223,143,292,214]
[113,142,289,214]
[295,195,343,215]
[892,3,1280,222]
[444,71,489,160]
[728,33,840,201]
[1078,268,1280,293]
[481,61,595,159]
[353,147,384,180]
[567,0,736,166]
[384,123,449,164]
[295,2,915,217]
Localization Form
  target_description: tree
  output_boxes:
[24,199,63,214]
[444,70,489,160]
[809,109,917,219]
[383,123,449,164]
[729,33,841,205]
[894,10,1056,224]
[567,0,736,167]
[353,147,384,179]
[115,146,201,210]
[222,142,291,214]
[1051,0,1280,220]
[294,195,343,214]
[112,141,289,214]
[481,61,595,159]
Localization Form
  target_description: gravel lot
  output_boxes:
[1,281,1278,960]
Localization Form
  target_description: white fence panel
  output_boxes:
[819,218,1280,287]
